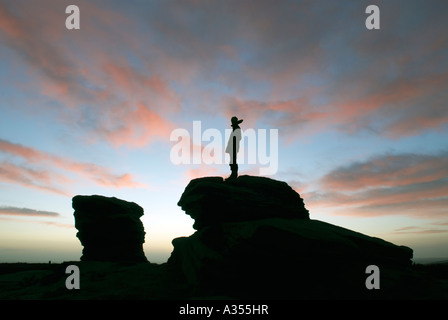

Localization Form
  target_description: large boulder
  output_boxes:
[72,195,148,262]
[177,175,309,230]
[169,176,413,299]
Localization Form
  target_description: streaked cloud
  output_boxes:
[0,162,70,195]
[393,226,448,235]
[0,138,147,192]
[0,0,178,149]
[305,151,448,219]
[321,152,448,191]
[0,206,60,217]
[0,215,74,229]
[2,0,447,145]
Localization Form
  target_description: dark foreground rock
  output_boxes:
[0,261,190,300]
[169,176,414,299]
[1,260,447,300]
[72,195,148,262]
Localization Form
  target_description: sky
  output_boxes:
[0,0,447,263]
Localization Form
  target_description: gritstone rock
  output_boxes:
[177,175,310,230]
[169,175,413,299]
[72,195,148,262]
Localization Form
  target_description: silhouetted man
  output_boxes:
[225,116,243,181]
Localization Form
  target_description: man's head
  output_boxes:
[231,116,243,128]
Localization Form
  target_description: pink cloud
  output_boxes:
[1,1,178,150]
[221,94,328,134]
[0,4,24,39]
[0,138,148,191]
[305,188,448,219]
[98,102,176,148]
[102,62,181,112]
[321,153,448,192]
[216,64,447,142]
[0,161,69,196]
[185,166,220,181]
[57,161,147,189]
[0,1,79,90]
[0,138,44,162]
[3,0,447,146]
[303,152,448,219]
[330,71,448,136]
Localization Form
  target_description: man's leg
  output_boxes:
[227,164,238,180]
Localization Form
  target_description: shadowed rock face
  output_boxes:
[177,175,310,230]
[72,195,148,262]
[170,176,414,299]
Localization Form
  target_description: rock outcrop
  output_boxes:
[177,175,309,230]
[169,175,414,299]
[72,195,148,262]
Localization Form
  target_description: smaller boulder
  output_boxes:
[72,195,148,262]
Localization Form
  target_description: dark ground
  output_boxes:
[0,260,447,300]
